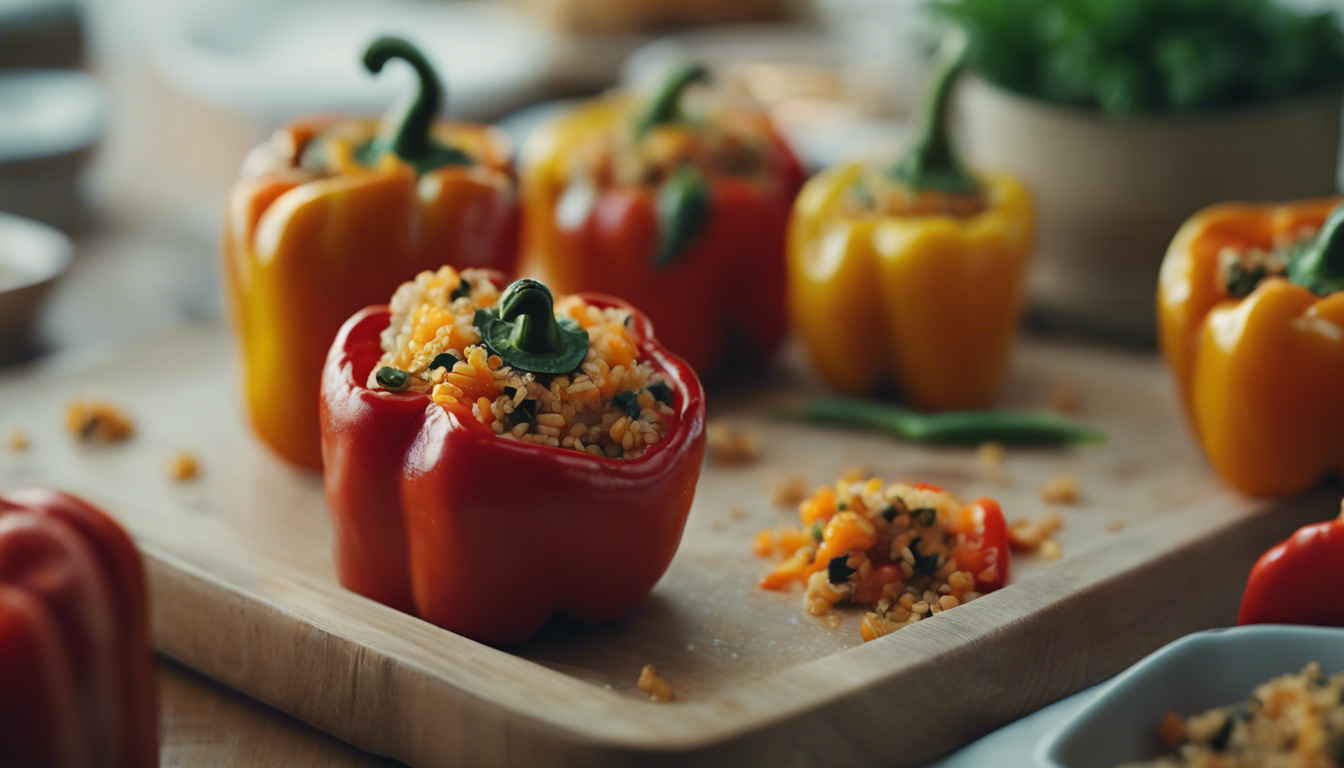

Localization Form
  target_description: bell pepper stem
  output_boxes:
[362,36,469,172]
[1288,202,1344,296]
[891,31,981,195]
[636,62,709,136]
[499,279,563,353]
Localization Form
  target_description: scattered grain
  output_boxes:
[637,665,673,702]
[1038,474,1078,504]
[772,475,807,509]
[167,452,200,481]
[706,423,759,465]
[8,429,28,451]
[1009,513,1064,552]
[65,400,134,443]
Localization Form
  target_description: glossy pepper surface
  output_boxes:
[518,64,804,374]
[1238,502,1344,626]
[224,37,518,469]
[0,488,157,767]
[787,38,1034,410]
[1158,197,1344,496]
[319,286,706,646]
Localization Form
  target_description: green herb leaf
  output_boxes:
[1208,715,1234,752]
[880,504,899,523]
[505,399,538,428]
[654,165,711,269]
[811,520,825,542]
[450,280,473,302]
[775,396,1107,446]
[376,366,411,392]
[613,391,642,420]
[429,352,460,371]
[648,381,673,406]
[913,508,937,527]
[827,555,857,584]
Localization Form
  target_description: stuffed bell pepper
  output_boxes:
[787,38,1034,410]
[320,267,706,645]
[755,477,1009,642]
[1158,197,1344,496]
[519,63,804,374]
[224,37,519,470]
[0,488,158,767]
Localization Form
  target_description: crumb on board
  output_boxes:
[1038,474,1078,504]
[772,475,807,509]
[977,441,1008,485]
[706,423,759,466]
[840,464,870,483]
[1104,519,1126,533]
[728,506,747,521]
[65,400,134,443]
[824,613,842,630]
[1063,570,1079,580]
[1009,513,1064,553]
[709,520,727,532]
[1049,384,1080,414]
[9,429,29,451]
[167,452,200,481]
[637,665,673,702]
[1039,539,1062,561]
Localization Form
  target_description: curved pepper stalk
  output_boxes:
[0,488,158,767]
[360,36,472,172]
[891,31,980,196]
[319,286,707,646]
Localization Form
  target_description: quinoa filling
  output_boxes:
[371,267,675,460]
[571,110,772,189]
[1124,663,1344,768]
[755,479,989,643]
[1217,225,1318,298]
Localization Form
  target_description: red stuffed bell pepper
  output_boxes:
[1239,500,1344,627]
[519,63,804,374]
[320,267,706,645]
[0,488,157,767]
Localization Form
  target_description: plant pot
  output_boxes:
[958,75,1342,342]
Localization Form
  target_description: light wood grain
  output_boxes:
[0,324,1334,766]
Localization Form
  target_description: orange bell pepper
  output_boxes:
[518,64,803,374]
[1158,197,1344,495]
[223,37,518,469]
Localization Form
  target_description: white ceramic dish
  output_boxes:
[152,0,557,125]
[1038,625,1344,768]
[959,76,1342,341]
[0,210,72,355]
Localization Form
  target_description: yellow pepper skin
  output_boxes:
[787,164,1034,410]
[1158,198,1344,496]
[224,116,518,469]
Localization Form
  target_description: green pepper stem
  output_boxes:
[1288,203,1344,296]
[891,31,981,195]
[635,62,709,137]
[498,279,563,353]
[362,37,469,172]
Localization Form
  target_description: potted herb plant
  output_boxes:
[945,0,1344,339]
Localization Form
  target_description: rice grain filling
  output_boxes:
[373,267,675,460]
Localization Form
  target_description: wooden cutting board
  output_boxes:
[0,323,1334,767]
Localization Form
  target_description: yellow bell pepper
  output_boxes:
[1158,197,1344,496]
[787,40,1034,410]
[222,38,518,469]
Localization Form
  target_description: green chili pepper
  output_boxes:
[358,36,471,173]
[654,165,711,269]
[634,62,708,138]
[890,31,981,196]
[475,279,588,374]
[613,391,641,420]
[1288,203,1344,296]
[776,396,1106,446]
[376,366,411,392]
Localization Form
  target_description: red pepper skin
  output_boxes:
[523,133,804,375]
[1238,512,1344,627]
[949,498,1011,593]
[319,296,707,646]
[0,488,157,768]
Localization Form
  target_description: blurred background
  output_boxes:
[4,0,1344,362]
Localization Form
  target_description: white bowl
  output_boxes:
[959,77,1342,341]
[0,211,72,357]
[1038,625,1344,768]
